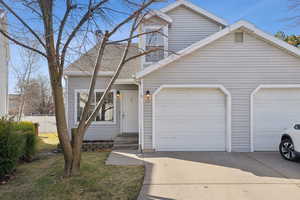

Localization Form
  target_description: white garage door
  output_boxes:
[253,88,300,151]
[154,88,226,151]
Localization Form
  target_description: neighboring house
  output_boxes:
[8,93,21,116]
[65,0,300,152]
[0,10,9,117]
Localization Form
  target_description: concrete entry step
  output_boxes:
[113,144,139,150]
[113,134,138,150]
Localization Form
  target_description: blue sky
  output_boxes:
[8,0,300,93]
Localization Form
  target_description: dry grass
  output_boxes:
[37,133,59,153]
[0,152,145,200]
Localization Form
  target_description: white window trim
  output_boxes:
[250,84,300,152]
[139,80,145,150]
[152,84,232,152]
[74,89,117,126]
[141,24,169,66]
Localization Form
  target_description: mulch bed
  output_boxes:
[0,171,16,185]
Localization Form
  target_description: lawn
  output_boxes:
[0,152,144,200]
[37,132,59,153]
[0,135,145,200]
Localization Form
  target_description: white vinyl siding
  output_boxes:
[167,5,222,53]
[142,32,300,152]
[154,88,226,151]
[0,16,8,116]
[67,76,138,141]
[253,88,300,151]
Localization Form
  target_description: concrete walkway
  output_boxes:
[106,151,300,200]
[105,150,144,166]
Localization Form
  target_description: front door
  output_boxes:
[121,90,139,133]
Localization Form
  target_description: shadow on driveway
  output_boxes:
[106,151,300,200]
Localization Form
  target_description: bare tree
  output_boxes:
[0,0,167,176]
[288,0,300,25]
[12,41,41,121]
[275,31,300,47]
[35,75,54,115]
[13,75,54,116]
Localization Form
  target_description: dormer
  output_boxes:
[139,10,171,68]
[140,0,228,69]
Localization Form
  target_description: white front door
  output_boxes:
[121,90,139,133]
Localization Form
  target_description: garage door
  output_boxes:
[253,88,300,151]
[154,88,226,151]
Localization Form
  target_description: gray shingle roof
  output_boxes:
[64,43,140,79]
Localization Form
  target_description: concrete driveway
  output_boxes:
[106,151,300,200]
[138,152,300,200]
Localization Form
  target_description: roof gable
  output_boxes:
[136,20,300,79]
[161,0,227,26]
[144,10,173,24]
[144,0,227,26]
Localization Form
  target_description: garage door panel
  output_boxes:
[156,122,225,132]
[157,135,226,151]
[254,88,300,151]
[155,88,226,151]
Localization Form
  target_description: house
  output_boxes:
[0,10,9,117]
[64,0,300,152]
[8,94,21,116]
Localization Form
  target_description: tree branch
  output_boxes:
[77,31,109,131]
[60,0,109,69]
[124,47,162,63]
[108,0,156,37]
[107,29,163,44]
[0,0,46,48]
[0,28,47,57]
[22,1,43,18]
[84,12,140,129]
[56,0,76,59]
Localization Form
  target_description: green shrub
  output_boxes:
[0,120,25,177]
[0,118,37,177]
[12,121,37,161]
[23,131,37,161]
[12,121,35,133]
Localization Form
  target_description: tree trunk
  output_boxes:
[17,93,25,121]
[51,79,73,177]
[71,128,83,176]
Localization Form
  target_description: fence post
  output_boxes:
[34,123,39,136]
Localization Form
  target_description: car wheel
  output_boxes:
[279,139,297,161]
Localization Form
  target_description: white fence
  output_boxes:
[21,116,57,133]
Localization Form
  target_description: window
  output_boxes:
[145,28,165,62]
[76,90,115,123]
[235,32,244,43]
[294,124,300,130]
[95,92,114,122]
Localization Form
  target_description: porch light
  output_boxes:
[116,90,120,98]
[145,90,151,100]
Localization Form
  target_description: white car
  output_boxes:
[279,123,300,161]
